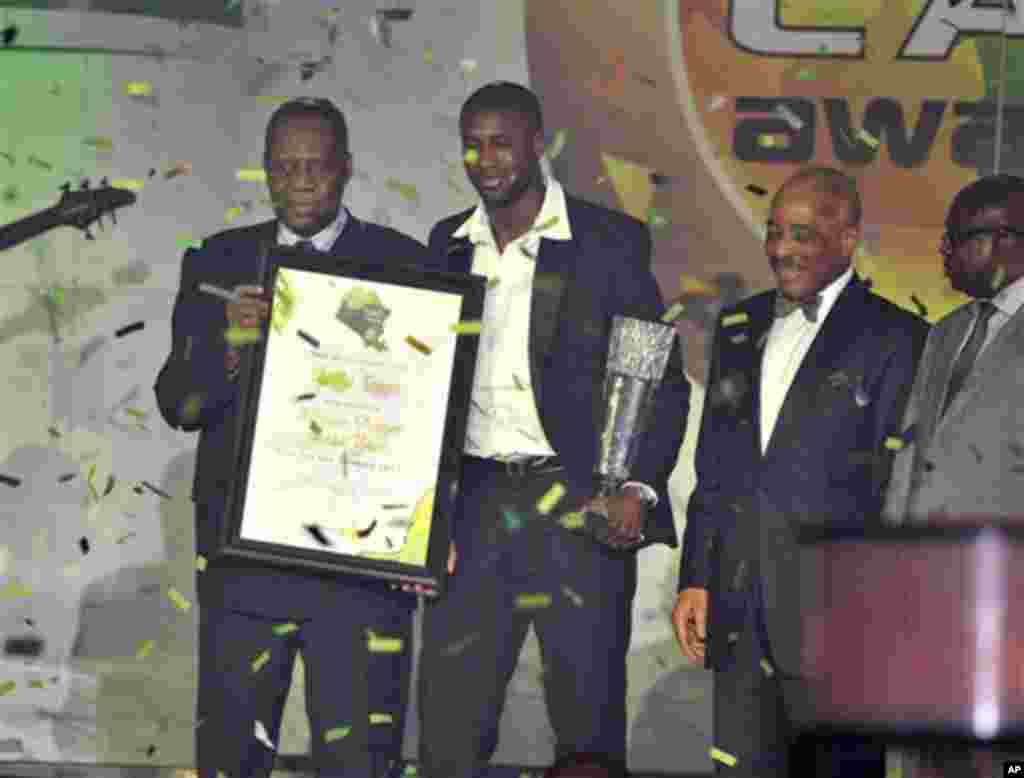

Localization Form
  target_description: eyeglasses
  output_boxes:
[942,226,1024,253]
[266,159,341,179]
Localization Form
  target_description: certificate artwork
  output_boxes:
[240,266,463,567]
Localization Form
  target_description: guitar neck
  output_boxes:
[0,207,61,251]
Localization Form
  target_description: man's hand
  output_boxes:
[225,284,269,328]
[672,587,708,665]
[396,541,456,596]
[582,488,645,549]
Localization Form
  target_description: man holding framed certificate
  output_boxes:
[407,82,691,778]
[154,98,435,778]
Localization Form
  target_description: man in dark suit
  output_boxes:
[672,166,928,777]
[404,82,689,778]
[154,98,429,778]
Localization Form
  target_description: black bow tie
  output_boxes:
[775,293,822,322]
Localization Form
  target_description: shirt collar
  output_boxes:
[452,176,573,246]
[989,274,1024,318]
[778,264,853,324]
[277,207,349,252]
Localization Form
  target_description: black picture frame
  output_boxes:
[217,246,485,596]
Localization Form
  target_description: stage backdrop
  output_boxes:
[3,0,1018,774]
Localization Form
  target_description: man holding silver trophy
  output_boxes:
[403,82,689,778]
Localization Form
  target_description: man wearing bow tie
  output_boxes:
[405,82,689,778]
[155,98,429,778]
[672,167,928,777]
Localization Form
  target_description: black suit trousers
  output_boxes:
[417,460,637,778]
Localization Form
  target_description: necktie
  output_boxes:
[296,240,317,253]
[941,299,997,418]
[774,293,822,322]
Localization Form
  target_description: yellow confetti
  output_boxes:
[680,274,720,297]
[195,555,207,572]
[324,726,351,742]
[886,764,903,778]
[110,179,144,191]
[884,436,904,451]
[515,593,552,609]
[224,206,243,223]
[273,622,300,636]
[545,129,568,160]
[136,640,156,660]
[709,747,737,767]
[405,335,432,355]
[993,265,1008,290]
[28,680,45,689]
[87,464,99,501]
[367,631,404,653]
[251,650,271,673]
[661,302,685,324]
[760,658,774,677]
[164,161,193,180]
[123,81,154,97]
[384,178,420,203]
[856,128,880,149]
[181,394,204,425]
[369,713,393,724]
[463,148,479,165]
[224,324,263,347]
[166,587,192,613]
[558,511,584,530]
[722,312,749,327]
[83,136,114,151]
[450,320,482,335]
[0,681,15,696]
[536,482,566,515]
[125,407,148,420]
[254,95,291,105]
[423,47,434,64]
[758,135,776,148]
[0,580,32,599]
[237,168,268,184]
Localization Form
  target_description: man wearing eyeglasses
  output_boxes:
[884,174,1024,777]
[155,98,429,778]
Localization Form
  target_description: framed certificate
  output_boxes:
[218,247,485,594]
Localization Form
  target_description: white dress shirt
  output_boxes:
[455,178,657,505]
[976,273,1024,354]
[760,265,854,454]
[276,207,349,252]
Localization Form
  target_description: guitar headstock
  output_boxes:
[54,178,136,239]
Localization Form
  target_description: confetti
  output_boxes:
[110,179,144,191]
[450,320,482,335]
[384,178,420,204]
[909,294,928,318]
[370,713,393,725]
[177,235,203,250]
[746,184,767,196]
[254,720,275,750]
[196,555,207,572]
[760,658,774,677]
[305,524,331,546]
[545,129,568,160]
[775,104,804,131]
[502,508,523,532]
[237,168,267,183]
[224,206,243,223]
[87,464,99,500]
[0,152,12,165]
[561,585,583,607]
[181,394,204,425]
[757,135,777,149]
[0,682,15,696]
[136,640,156,660]
[197,282,239,303]
[854,386,870,407]
[310,420,322,436]
[78,537,90,555]
[295,393,316,402]
[463,148,479,165]
[2,26,18,46]
[722,312,749,327]
[273,622,300,636]
[458,58,478,76]
[648,207,670,230]
[558,511,585,530]
[224,324,263,347]
[116,321,145,337]
[515,593,552,609]
[83,136,114,151]
[442,633,481,656]
[536,482,566,515]
[166,588,191,613]
[164,161,192,179]
[324,726,351,743]
[856,128,880,149]
[512,374,526,391]
[116,532,136,544]
[0,581,31,599]
[423,47,434,65]
[405,335,432,355]
[27,155,52,170]
[795,68,816,81]
[251,650,271,673]
[3,637,41,657]
[367,631,404,653]
[710,747,737,767]
[141,481,172,499]
[123,81,154,97]
[0,475,21,487]
[297,329,320,348]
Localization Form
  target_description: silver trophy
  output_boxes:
[580,315,677,548]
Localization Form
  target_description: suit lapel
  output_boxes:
[764,277,867,456]
[744,297,775,457]
[443,235,475,274]
[529,234,574,417]
[938,303,1024,430]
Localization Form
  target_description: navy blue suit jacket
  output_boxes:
[678,275,928,673]
[154,215,430,618]
[422,194,690,548]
